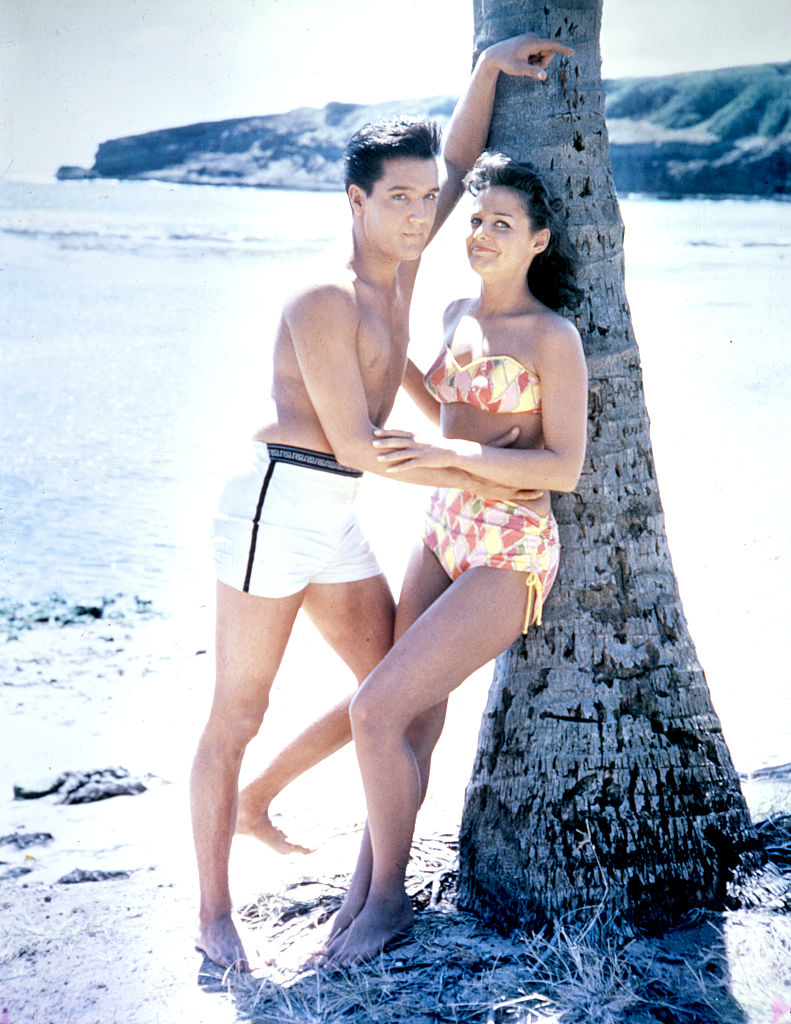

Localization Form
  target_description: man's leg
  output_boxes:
[236,573,394,850]
[191,581,304,969]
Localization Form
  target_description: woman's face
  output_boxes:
[466,186,548,280]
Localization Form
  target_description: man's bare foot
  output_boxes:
[323,896,413,967]
[235,805,313,855]
[196,912,251,972]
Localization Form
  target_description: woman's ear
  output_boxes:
[533,228,550,255]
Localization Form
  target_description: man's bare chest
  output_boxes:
[356,308,410,382]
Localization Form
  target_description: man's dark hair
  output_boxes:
[343,118,441,194]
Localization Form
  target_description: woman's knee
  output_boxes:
[349,674,395,738]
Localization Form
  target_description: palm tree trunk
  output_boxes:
[458,0,764,932]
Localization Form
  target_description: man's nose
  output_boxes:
[409,200,430,223]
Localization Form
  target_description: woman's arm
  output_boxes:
[376,321,588,493]
[431,34,574,242]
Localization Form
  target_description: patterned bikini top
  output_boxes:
[423,344,542,414]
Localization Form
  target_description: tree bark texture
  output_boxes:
[458,0,764,932]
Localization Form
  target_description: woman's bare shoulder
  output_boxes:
[442,295,477,326]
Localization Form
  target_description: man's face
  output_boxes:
[358,157,440,260]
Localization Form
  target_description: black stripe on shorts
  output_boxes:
[243,460,277,593]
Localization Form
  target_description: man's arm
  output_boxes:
[285,288,538,499]
[400,358,442,427]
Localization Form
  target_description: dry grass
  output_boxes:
[0,896,111,970]
[192,820,791,1024]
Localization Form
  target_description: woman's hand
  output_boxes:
[372,427,544,501]
[468,478,545,503]
[482,33,574,82]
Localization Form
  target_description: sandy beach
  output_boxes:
[1,587,790,1023]
[0,576,506,1023]
[2,181,790,1021]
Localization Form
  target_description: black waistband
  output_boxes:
[267,444,362,478]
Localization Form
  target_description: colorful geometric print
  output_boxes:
[422,488,560,632]
[423,344,541,414]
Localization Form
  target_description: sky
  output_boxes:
[2,0,790,180]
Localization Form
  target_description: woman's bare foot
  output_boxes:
[235,805,313,855]
[325,867,374,946]
[324,895,363,947]
[196,912,250,972]
[323,896,414,966]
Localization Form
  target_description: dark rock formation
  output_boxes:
[55,166,98,180]
[0,832,54,850]
[56,62,790,197]
[0,866,33,882]
[57,868,132,884]
[0,594,157,639]
[13,767,148,804]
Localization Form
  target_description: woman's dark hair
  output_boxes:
[344,118,442,195]
[464,152,583,311]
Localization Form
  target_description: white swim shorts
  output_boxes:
[212,442,381,598]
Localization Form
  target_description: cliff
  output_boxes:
[58,62,790,197]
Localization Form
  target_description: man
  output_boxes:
[191,32,572,971]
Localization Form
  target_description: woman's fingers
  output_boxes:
[372,436,417,450]
[372,428,414,441]
[488,426,520,447]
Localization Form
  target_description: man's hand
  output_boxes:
[483,33,574,82]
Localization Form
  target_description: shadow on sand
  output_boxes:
[193,825,791,1024]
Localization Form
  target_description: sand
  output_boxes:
[0,596,507,1023]
[1,605,790,1023]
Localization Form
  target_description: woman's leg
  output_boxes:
[325,544,452,940]
[325,564,530,965]
[236,574,395,851]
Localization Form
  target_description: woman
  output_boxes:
[323,153,588,965]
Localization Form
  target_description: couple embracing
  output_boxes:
[191,30,587,971]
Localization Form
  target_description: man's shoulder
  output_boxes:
[284,274,359,323]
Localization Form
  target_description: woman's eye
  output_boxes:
[495,220,510,229]
[470,217,481,227]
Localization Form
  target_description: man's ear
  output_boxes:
[347,184,366,215]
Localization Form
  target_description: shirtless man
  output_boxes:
[191,32,572,971]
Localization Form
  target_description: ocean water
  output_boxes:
[1,178,789,772]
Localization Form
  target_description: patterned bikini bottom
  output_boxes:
[422,487,561,633]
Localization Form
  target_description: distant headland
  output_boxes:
[58,62,790,197]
